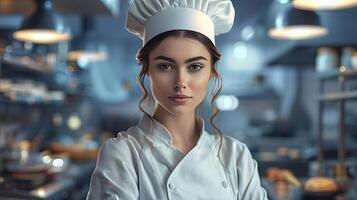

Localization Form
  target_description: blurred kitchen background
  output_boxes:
[0,0,357,199]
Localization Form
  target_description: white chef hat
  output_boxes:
[125,0,235,46]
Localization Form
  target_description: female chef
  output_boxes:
[87,0,268,199]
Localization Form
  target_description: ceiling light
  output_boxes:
[13,0,71,44]
[68,51,107,62]
[68,39,108,69]
[268,3,328,40]
[269,25,327,40]
[293,0,357,10]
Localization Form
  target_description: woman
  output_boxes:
[87,0,268,199]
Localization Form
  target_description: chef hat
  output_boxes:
[125,0,235,46]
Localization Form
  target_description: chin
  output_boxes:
[167,107,192,115]
[162,104,195,116]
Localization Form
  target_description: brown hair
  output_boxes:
[136,30,224,151]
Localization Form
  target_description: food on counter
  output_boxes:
[266,167,301,188]
[47,143,98,161]
[275,181,289,198]
[266,167,285,182]
[303,177,339,200]
[282,170,301,188]
[304,176,338,192]
[46,134,100,161]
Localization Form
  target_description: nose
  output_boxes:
[174,69,187,90]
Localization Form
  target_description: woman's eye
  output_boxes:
[158,64,172,71]
[189,64,203,72]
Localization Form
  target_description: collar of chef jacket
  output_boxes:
[136,114,220,169]
[137,114,211,148]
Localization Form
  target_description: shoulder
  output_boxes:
[88,128,142,199]
[208,134,254,167]
[97,127,145,163]
[111,127,143,147]
[222,135,252,161]
[222,135,248,152]
[206,133,249,155]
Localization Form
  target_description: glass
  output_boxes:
[341,47,355,69]
[316,47,338,72]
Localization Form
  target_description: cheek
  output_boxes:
[150,74,172,96]
[190,76,210,96]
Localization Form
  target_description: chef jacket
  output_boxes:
[87,114,268,200]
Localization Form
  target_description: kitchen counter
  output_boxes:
[0,160,96,200]
[262,178,357,200]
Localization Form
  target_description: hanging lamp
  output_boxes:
[67,17,107,69]
[268,1,328,40]
[13,0,71,44]
[293,0,357,10]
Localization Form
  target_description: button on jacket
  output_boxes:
[87,115,268,200]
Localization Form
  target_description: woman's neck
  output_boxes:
[153,107,200,154]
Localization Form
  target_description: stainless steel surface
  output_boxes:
[319,91,357,101]
[337,75,347,182]
[318,76,325,176]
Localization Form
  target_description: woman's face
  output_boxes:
[148,36,212,116]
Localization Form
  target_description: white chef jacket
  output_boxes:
[87,114,268,200]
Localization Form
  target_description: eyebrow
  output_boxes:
[154,55,208,64]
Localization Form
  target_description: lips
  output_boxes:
[169,95,191,99]
[168,95,192,104]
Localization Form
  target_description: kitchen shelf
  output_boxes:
[0,58,85,98]
[0,58,56,87]
[319,91,357,101]
[0,96,65,106]
[0,58,53,75]
[317,70,357,81]
[235,88,279,99]
[316,67,357,182]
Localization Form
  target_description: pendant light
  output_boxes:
[67,17,107,69]
[293,0,357,10]
[13,0,71,44]
[68,49,107,69]
[268,0,328,40]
